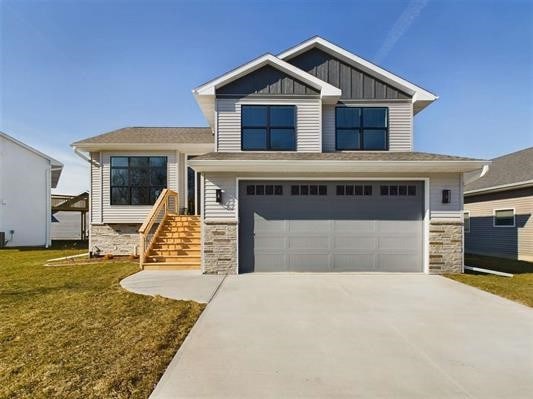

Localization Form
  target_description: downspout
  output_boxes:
[45,164,51,248]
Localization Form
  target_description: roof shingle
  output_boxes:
[72,127,213,146]
[465,147,533,192]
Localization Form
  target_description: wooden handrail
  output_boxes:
[139,189,179,266]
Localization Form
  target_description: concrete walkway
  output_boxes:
[148,273,533,399]
[120,270,224,303]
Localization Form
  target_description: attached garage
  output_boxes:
[238,181,425,273]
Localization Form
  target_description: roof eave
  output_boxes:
[71,142,214,153]
[189,159,489,173]
[465,179,533,196]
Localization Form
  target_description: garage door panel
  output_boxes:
[289,220,331,233]
[333,254,375,271]
[288,236,330,250]
[334,236,377,250]
[289,254,330,272]
[239,181,424,273]
[377,254,420,272]
[254,236,286,250]
[334,220,375,233]
[379,236,419,250]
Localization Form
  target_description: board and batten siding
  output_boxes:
[465,188,533,261]
[216,97,322,152]
[90,151,179,224]
[202,172,463,222]
[322,102,413,152]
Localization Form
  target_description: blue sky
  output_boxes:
[1,0,532,194]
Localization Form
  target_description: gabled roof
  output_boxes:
[465,147,533,195]
[71,127,214,153]
[278,36,438,113]
[192,53,342,128]
[0,131,63,188]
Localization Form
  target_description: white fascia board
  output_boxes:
[464,179,533,196]
[71,142,214,154]
[278,37,438,103]
[192,54,341,99]
[0,131,63,167]
[189,159,489,174]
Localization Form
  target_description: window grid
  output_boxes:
[380,185,417,197]
[241,105,296,151]
[336,184,372,196]
[110,156,167,205]
[246,185,283,196]
[335,107,388,151]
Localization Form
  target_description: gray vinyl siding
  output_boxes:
[322,102,413,152]
[216,65,319,96]
[465,188,533,261]
[287,48,411,100]
[202,172,463,222]
[91,151,179,224]
[216,97,322,152]
[90,152,102,224]
[430,173,463,220]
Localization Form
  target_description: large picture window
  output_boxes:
[241,105,296,151]
[335,107,388,150]
[110,156,167,205]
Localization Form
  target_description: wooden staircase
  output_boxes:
[138,189,201,271]
[143,215,201,270]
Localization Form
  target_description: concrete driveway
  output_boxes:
[150,274,533,399]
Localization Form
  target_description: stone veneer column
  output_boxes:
[429,221,463,274]
[202,220,238,274]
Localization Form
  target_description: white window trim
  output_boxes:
[463,210,470,233]
[493,208,515,228]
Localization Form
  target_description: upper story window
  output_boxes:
[494,208,515,227]
[110,156,167,205]
[335,107,388,151]
[241,105,296,151]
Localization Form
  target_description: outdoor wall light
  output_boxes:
[442,189,451,204]
[216,189,223,203]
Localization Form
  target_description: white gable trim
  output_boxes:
[278,36,438,105]
[193,53,341,100]
[0,131,63,168]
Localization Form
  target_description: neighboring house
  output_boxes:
[464,147,533,262]
[72,36,489,274]
[0,131,63,247]
[51,192,89,240]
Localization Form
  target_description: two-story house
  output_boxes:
[72,37,489,274]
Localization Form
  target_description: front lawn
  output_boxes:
[0,246,204,398]
[446,254,533,307]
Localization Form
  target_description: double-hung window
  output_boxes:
[241,105,296,151]
[110,156,167,205]
[494,209,515,227]
[336,107,388,150]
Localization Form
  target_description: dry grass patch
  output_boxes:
[446,255,533,307]
[0,246,204,398]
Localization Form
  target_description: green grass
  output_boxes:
[446,254,533,307]
[0,245,204,399]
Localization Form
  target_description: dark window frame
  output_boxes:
[335,106,389,151]
[241,105,296,151]
[110,156,167,206]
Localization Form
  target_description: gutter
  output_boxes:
[188,159,490,173]
[465,179,533,197]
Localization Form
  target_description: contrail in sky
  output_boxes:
[375,0,429,63]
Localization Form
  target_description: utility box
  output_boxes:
[0,232,5,248]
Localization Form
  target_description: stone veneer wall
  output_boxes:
[202,220,238,274]
[90,224,140,256]
[429,221,463,274]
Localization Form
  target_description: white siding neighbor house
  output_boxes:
[72,37,490,274]
[0,131,63,247]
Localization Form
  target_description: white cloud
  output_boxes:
[375,0,429,63]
